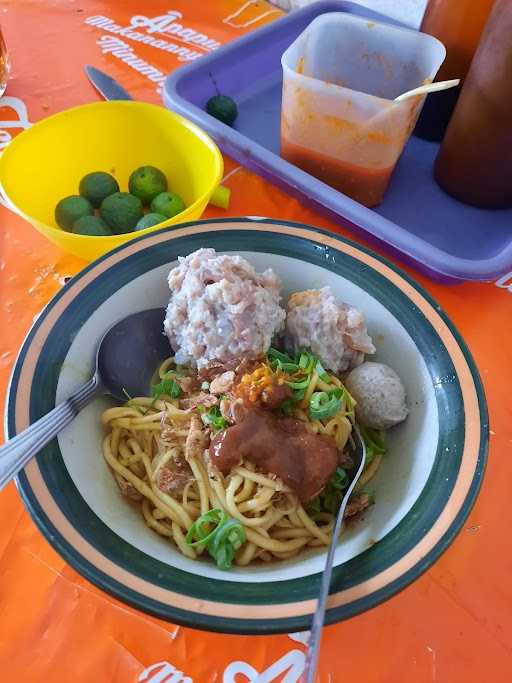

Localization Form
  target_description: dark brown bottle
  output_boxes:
[434,0,512,208]
[414,0,495,141]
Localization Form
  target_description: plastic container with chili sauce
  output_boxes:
[280,13,446,207]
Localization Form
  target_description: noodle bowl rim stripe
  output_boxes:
[6,219,487,633]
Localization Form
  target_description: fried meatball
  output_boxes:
[284,287,375,372]
[164,249,286,368]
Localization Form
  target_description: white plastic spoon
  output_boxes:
[394,78,460,103]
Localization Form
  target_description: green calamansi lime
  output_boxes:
[128,166,168,205]
[100,192,144,233]
[79,171,119,208]
[206,95,238,126]
[150,192,185,218]
[136,213,167,230]
[55,195,94,231]
[72,215,113,237]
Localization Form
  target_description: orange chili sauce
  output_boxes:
[281,137,394,208]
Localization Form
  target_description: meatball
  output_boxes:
[284,287,375,373]
[164,248,286,368]
[345,362,408,430]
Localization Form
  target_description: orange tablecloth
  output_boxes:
[1,2,511,681]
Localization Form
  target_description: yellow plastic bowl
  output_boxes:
[0,101,223,261]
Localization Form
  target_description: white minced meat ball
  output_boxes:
[164,248,286,368]
[284,287,376,373]
[345,362,409,430]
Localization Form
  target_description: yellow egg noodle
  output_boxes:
[102,358,382,566]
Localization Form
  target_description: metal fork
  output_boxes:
[302,427,367,682]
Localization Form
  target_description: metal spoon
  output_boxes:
[302,427,367,683]
[0,308,168,491]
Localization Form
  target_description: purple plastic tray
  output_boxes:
[163,1,512,282]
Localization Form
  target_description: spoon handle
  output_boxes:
[0,375,101,491]
[302,429,366,683]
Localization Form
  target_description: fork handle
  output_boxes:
[302,427,367,683]
[302,493,347,682]
[0,375,101,490]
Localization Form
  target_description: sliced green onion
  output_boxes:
[268,347,294,363]
[201,381,210,391]
[332,467,349,490]
[286,377,311,390]
[299,350,318,373]
[185,509,227,547]
[309,390,342,420]
[360,426,386,464]
[280,361,300,373]
[208,518,246,570]
[185,509,246,570]
[315,360,331,383]
[361,427,386,453]
[309,386,356,420]
[267,348,300,373]
[201,405,228,431]
[298,352,310,369]
[312,467,350,514]
[151,378,182,400]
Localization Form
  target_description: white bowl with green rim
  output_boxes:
[5,218,488,634]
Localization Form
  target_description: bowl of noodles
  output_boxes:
[6,218,488,634]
